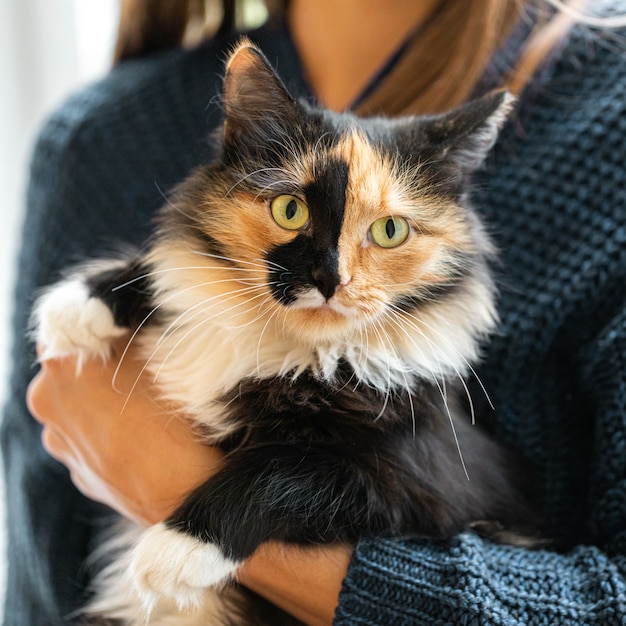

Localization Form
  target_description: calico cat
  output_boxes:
[33,40,536,625]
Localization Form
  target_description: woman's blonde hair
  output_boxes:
[113,0,615,115]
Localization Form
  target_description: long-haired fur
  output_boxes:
[33,41,538,626]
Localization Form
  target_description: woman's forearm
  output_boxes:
[237,542,352,626]
[28,344,350,624]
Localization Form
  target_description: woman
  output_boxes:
[6,0,626,623]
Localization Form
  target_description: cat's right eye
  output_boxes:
[369,216,410,248]
[270,195,310,230]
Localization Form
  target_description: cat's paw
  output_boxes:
[130,523,240,613]
[33,279,127,362]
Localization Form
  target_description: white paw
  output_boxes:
[129,523,240,613]
[33,279,126,362]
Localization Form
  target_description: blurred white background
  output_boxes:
[0,0,118,616]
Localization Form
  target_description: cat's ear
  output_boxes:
[422,90,515,172]
[222,38,300,143]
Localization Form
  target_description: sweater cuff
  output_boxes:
[333,533,626,625]
[334,537,463,625]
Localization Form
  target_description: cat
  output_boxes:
[33,39,537,625]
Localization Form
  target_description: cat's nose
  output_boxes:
[311,266,340,300]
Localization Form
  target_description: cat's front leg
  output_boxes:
[33,255,151,364]
[128,442,383,613]
[128,454,256,613]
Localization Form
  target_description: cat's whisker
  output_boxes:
[151,288,276,384]
[375,312,417,439]
[118,282,271,411]
[191,251,276,273]
[387,307,469,398]
[311,132,331,177]
[155,283,267,337]
[251,180,298,204]
[166,281,275,335]
[407,379,416,440]
[154,181,195,221]
[335,369,360,396]
[384,304,466,417]
[368,324,394,421]
[255,302,282,376]
[155,283,270,348]
[391,304,494,416]
[237,278,267,287]
[195,266,269,274]
[111,266,266,382]
[332,329,367,395]
[118,346,158,416]
[222,290,284,331]
[192,250,291,278]
[381,305,478,480]
[383,307,471,480]
[184,254,292,302]
[255,257,290,273]
[112,276,250,391]
[111,266,246,292]
[441,396,470,480]
[223,167,295,198]
[115,282,269,411]
[266,136,303,167]
[388,330,471,481]
[357,322,372,392]
[380,308,451,416]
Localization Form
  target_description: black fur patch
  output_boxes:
[266,158,349,304]
[85,255,154,330]
[166,367,538,562]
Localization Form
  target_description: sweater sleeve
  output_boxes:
[336,532,626,625]
[335,12,626,626]
[0,42,224,624]
[335,271,626,622]
[335,298,626,625]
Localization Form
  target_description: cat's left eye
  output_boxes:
[369,216,410,248]
[270,195,309,230]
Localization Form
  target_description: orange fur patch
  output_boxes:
[154,127,485,347]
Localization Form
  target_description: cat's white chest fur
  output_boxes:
[137,310,318,437]
[33,256,495,451]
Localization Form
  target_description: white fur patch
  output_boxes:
[86,523,243,626]
[290,288,357,317]
[138,274,496,435]
[33,279,126,364]
[130,523,240,614]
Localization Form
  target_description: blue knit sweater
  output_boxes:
[3,10,626,626]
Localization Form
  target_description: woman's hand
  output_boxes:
[27,339,223,526]
[27,340,350,625]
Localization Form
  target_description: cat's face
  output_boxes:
[193,130,482,345]
[154,41,509,361]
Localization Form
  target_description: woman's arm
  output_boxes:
[238,543,350,626]
[27,343,350,625]
[27,341,223,526]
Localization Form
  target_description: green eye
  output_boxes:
[369,216,410,248]
[270,195,309,230]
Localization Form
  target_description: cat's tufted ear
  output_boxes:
[222,39,300,143]
[421,90,515,173]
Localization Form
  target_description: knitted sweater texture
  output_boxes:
[2,11,626,626]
